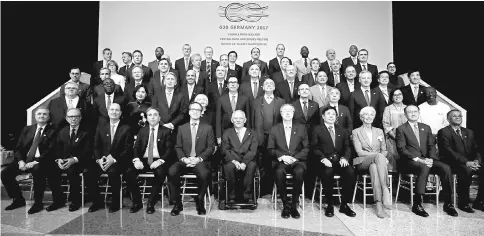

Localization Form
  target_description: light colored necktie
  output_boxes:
[364,90,371,105]
[148,128,155,164]
[167,92,172,108]
[352,57,357,65]
[321,86,326,100]
[106,95,111,109]
[237,130,243,143]
[328,126,336,146]
[27,128,43,160]
[218,82,223,95]
[190,123,197,157]
[253,82,258,98]
[185,58,189,71]
[289,82,294,98]
[110,124,115,143]
[304,58,308,68]
[413,86,419,100]
[334,73,340,85]
[285,126,291,148]
[231,95,236,111]
[413,124,420,145]
[68,99,73,109]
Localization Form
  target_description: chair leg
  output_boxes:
[363,176,367,207]
[120,175,123,209]
[435,175,440,204]
[395,174,401,204]
[81,174,84,210]
[352,176,358,204]
[410,175,414,206]
[453,174,457,206]
[311,177,317,204]
[29,175,34,201]
[181,177,187,206]
[105,178,110,203]
[319,181,322,211]
[301,183,304,210]
[272,184,277,210]
[161,178,164,208]
[336,179,342,204]
[389,175,393,204]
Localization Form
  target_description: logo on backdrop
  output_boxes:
[218,3,268,22]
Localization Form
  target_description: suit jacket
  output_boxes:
[227,64,243,83]
[151,89,187,127]
[389,74,405,89]
[352,127,387,165]
[180,83,204,104]
[242,60,269,79]
[268,57,292,77]
[206,79,229,112]
[275,79,302,104]
[48,96,93,130]
[355,63,379,88]
[342,57,357,70]
[293,58,312,81]
[401,84,426,106]
[335,80,361,107]
[292,99,320,139]
[216,93,251,138]
[125,64,153,84]
[60,81,91,102]
[396,122,437,161]
[348,87,385,128]
[174,57,193,82]
[92,60,104,80]
[240,74,270,86]
[124,80,150,102]
[92,93,127,125]
[319,60,331,75]
[271,71,285,84]
[301,72,317,87]
[319,104,353,134]
[252,96,285,145]
[327,72,346,87]
[148,59,161,74]
[94,122,133,166]
[221,128,258,164]
[55,125,92,166]
[180,70,209,91]
[92,83,124,99]
[267,122,309,161]
[14,124,56,163]
[239,78,265,103]
[133,125,173,162]
[118,63,135,79]
[311,124,351,162]
[308,84,333,108]
[374,86,393,107]
[438,126,482,165]
[148,69,180,97]
[201,59,220,83]
[175,123,215,161]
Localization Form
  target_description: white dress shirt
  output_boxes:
[235,127,246,143]
[187,84,195,100]
[418,102,450,134]
[34,125,46,158]
[65,96,79,109]
[166,89,174,107]
[283,122,292,148]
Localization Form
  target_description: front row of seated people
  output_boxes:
[2,98,483,220]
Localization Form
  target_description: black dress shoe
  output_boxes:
[46,202,65,212]
[28,203,44,214]
[339,204,356,217]
[146,205,156,214]
[170,204,183,216]
[88,202,105,213]
[227,198,236,205]
[473,201,484,211]
[109,205,120,213]
[246,199,255,205]
[196,201,206,215]
[325,205,334,217]
[412,204,429,217]
[443,204,458,217]
[290,208,300,219]
[458,204,475,213]
[281,206,291,219]
[129,203,143,213]
[5,199,26,211]
[69,203,81,212]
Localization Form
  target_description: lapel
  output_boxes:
[359,128,372,150]
[289,125,297,150]
[62,97,68,114]
[371,128,380,150]
[370,90,378,106]
[460,128,469,153]
[73,128,86,149]
[195,124,204,147]
[406,122,423,150]
[235,93,244,109]
[240,129,251,146]
[156,126,164,148]
[110,124,121,148]
[230,128,241,147]
[100,94,107,112]
[28,124,38,144]
[160,89,169,108]
[294,100,305,121]
[278,124,289,149]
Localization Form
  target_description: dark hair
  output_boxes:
[447,109,461,119]
[387,62,395,68]
[321,106,338,116]
[189,102,203,111]
[159,58,169,65]
[404,105,419,113]
[133,84,149,102]
[155,47,164,52]
[132,50,143,57]
[122,52,132,58]
[358,49,369,55]
[251,47,260,54]
[389,88,403,102]
[281,56,292,65]
[378,70,390,79]
[407,70,419,78]
[70,67,81,73]
[228,51,238,58]
[102,48,111,54]
[310,58,320,64]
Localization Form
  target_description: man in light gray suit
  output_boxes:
[308,71,333,108]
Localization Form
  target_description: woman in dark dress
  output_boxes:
[124,84,151,135]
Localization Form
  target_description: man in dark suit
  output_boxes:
[126,50,153,84]
[92,48,112,84]
[320,88,353,134]
[169,102,216,215]
[92,78,127,126]
[148,47,164,74]
[396,105,457,217]
[319,49,336,76]
[336,65,360,107]
[327,59,345,87]
[354,49,379,88]
[268,104,309,219]
[206,66,229,114]
[118,52,134,78]
[86,103,133,213]
[180,69,205,104]
[148,58,180,97]
[268,44,292,77]
[186,53,209,90]
[60,67,91,102]
[49,82,93,131]
[341,45,358,70]
[292,84,320,139]
[201,46,220,83]
[216,77,251,145]
[125,107,173,214]
[52,108,93,212]
[275,65,302,103]
[348,71,385,128]
[242,47,269,79]
[124,66,151,102]
[174,44,193,83]
[92,68,124,99]
[271,57,291,84]
[1,107,61,214]
[239,64,265,106]
[240,59,270,84]
[221,110,258,204]
[402,70,426,106]
[374,71,393,107]
[438,109,484,212]
[301,58,320,87]
[227,51,243,82]
[311,106,356,217]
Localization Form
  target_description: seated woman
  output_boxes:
[352,106,391,218]
[107,60,126,91]
[124,84,151,135]
[382,89,407,171]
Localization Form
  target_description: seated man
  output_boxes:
[438,109,484,212]
[221,110,258,204]
[86,103,133,213]
[169,102,216,216]
[125,107,173,214]
[396,105,457,217]
[267,104,309,219]
[1,107,60,214]
[311,106,356,218]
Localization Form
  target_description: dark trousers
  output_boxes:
[125,159,171,205]
[400,159,453,204]
[1,161,63,204]
[84,162,122,205]
[62,164,83,204]
[274,161,306,208]
[452,163,484,205]
[318,161,356,206]
[259,133,274,195]
[168,161,211,203]
[224,161,257,200]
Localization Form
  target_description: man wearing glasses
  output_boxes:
[59,67,91,101]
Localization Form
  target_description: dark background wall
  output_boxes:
[1,1,483,150]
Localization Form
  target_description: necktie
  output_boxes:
[27,127,43,161]
[207,62,211,79]
[69,128,76,147]
[413,86,419,101]
[107,95,111,109]
[352,58,356,65]
[285,126,291,148]
[147,128,155,164]
[185,58,189,71]
[363,64,367,71]
[456,129,463,139]
[110,124,115,143]
[303,101,308,120]
[68,99,73,109]
[190,123,197,157]
[167,92,172,108]
[304,58,308,68]
[289,82,294,98]
[161,75,165,88]
[364,90,371,105]
[328,126,336,146]
[334,73,340,85]
[237,130,243,143]
[321,86,326,100]
[218,82,223,95]
[413,124,420,145]
[231,95,236,111]
[253,82,258,98]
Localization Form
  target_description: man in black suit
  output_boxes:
[126,50,153,84]
[93,78,127,126]
[169,102,216,215]
[242,47,269,79]
[341,45,358,70]
[438,109,484,212]
[275,65,301,103]
[292,84,320,139]
[49,82,93,131]
[301,58,320,87]
[336,65,360,107]
[374,71,393,106]
[268,44,292,77]
[221,110,258,204]
[206,66,229,114]
[216,77,251,145]
[1,107,61,214]
[148,58,180,97]
[327,59,345,87]
[86,103,134,213]
[219,54,229,79]
[92,48,112,84]
[240,59,270,84]
[174,44,192,83]
[227,51,243,83]
[402,70,427,106]
[268,104,309,219]
[319,49,336,76]
[124,66,151,102]
[348,71,385,128]
[187,53,209,90]
[148,47,164,74]
[180,69,205,104]
[201,46,220,83]
[320,88,353,134]
[239,64,265,107]
[311,106,356,217]
[396,105,457,217]
[52,108,93,212]
[92,68,124,99]
[60,67,91,102]
[355,49,379,88]
[118,52,134,78]
[271,57,291,84]
[125,107,173,214]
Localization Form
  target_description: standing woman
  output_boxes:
[125,84,151,135]
[108,60,126,91]
[382,89,407,171]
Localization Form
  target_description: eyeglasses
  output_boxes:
[228,81,238,84]
[393,93,403,96]
[451,115,463,118]
[67,115,81,119]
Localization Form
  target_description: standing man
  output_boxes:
[206,66,229,115]
[292,83,320,140]
[149,58,180,97]
[401,70,427,106]
[188,53,209,90]
[127,50,153,84]
[49,82,93,130]
[242,47,269,79]
[93,78,127,126]
[319,88,353,134]
[201,46,220,83]
[269,44,292,77]
[320,49,337,75]
[180,70,205,104]
[124,66,151,102]
[148,47,164,74]
[275,65,301,103]
[239,64,265,107]
[336,65,360,107]
[118,52,134,78]
[374,71,393,106]
[355,49,379,88]
[341,45,358,70]
[60,67,91,102]
[418,87,450,136]
[293,46,312,82]
[348,71,384,128]
[92,48,112,83]
[308,71,332,108]
[327,59,345,87]
[301,58,320,87]
[227,51,243,82]
[92,68,124,99]
[175,44,192,82]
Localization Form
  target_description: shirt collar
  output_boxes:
[110,120,120,126]
[69,125,79,131]
[190,120,200,126]
[149,124,160,130]
[361,86,370,92]
[300,97,309,103]
[265,94,274,99]
[283,121,292,129]
[325,123,334,130]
